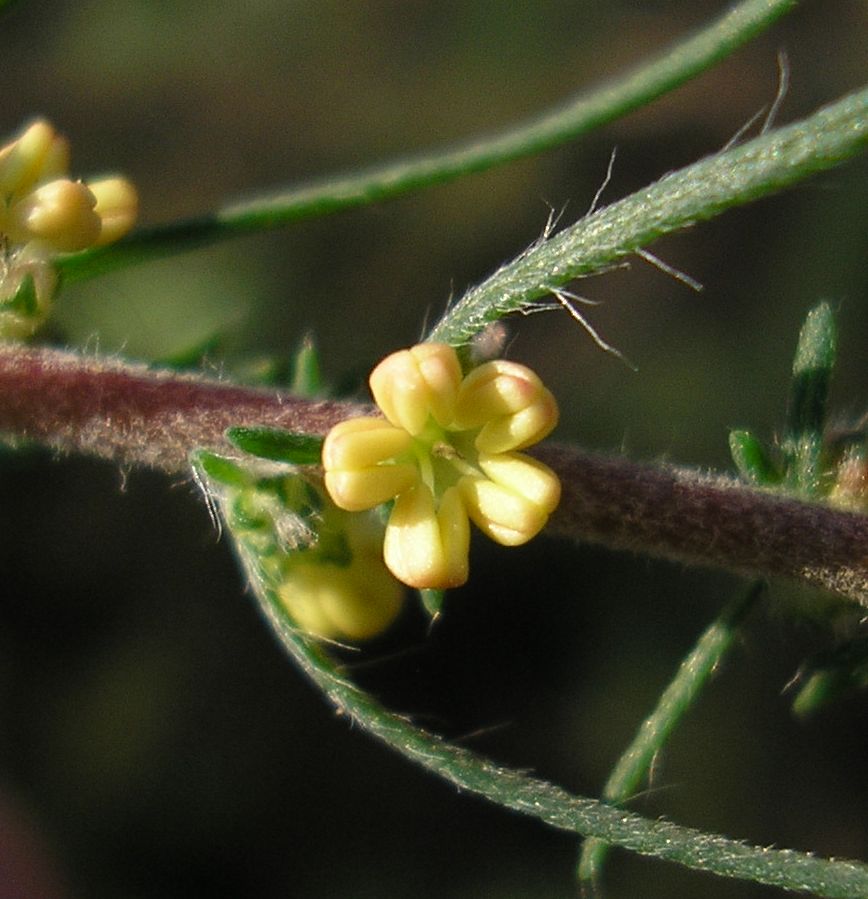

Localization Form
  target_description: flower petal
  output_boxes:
[322,417,412,469]
[474,389,558,452]
[477,452,561,514]
[411,343,462,427]
[325,464,417,512]
[458,475,549,546]
[370,343,461,434]
[384,483,469,588]
[89,176,139,246]
[453,360,543,427]
[0,120,69,198]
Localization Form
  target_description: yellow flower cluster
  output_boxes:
[323,343,561,589]
[0,119,138,336]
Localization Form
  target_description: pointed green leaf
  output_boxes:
[159,333,223,370]
[192,450,249,488]
[783,303,836,495]
[5,273,38,317]
[792,637,868,718]
[226,426,324,465]
[291,333,324,397]
[728,430,781,485]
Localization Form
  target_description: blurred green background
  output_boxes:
[0,1,866,896]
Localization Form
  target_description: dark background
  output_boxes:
[0,1,866,896]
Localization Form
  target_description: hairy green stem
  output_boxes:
[55,0,796,284]
[248,577,868,897]
[429,85,868,345]
[577,581,763,887]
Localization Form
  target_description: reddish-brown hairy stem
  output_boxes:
[536,445,868,605]
[0,343,364,471]
[0,344,865,604]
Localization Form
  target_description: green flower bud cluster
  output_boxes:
[195,451,403,642]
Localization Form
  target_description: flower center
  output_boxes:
[407,418,483,500]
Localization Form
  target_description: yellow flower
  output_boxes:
[322,343,560,589]
[277,552,403,642]
[0,119,138,337]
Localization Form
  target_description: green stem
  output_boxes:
[250,577,868,897]
[577,581,764,888]
[429,85,868,345]
[55,0,796,284]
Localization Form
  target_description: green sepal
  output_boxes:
[291,333,324,397]
[229,355,290,387]
[226,426,324,465]
[792,637,868,718]
[229,491,273,533]
[269,473,323,518]
[316,530,353,567]
[4,273,39,317]
[158,333,223,371]
[192,450,249,488]
[728,429,781,485]
[783,303,836,495]
[420,588,445,619]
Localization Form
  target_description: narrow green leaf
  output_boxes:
[226,426,324,465]
[783,303,836,495]
[429,91,868,346]
[291,333,324,397]
[792,637,868,718]
[249,579,868,897]
[4,273,38,317]
[728,429,781,485]
[192,450,249,488]
[578,581,763,886]
[56,0,797,284]
[158,333,223,370]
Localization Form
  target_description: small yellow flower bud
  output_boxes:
[369,342,462,435]
[277,558,404,641]
[7,178,101,252]
[0,119,69,199]
[88,176,138,246]
[383,483,470,588]
[453,359,559,452]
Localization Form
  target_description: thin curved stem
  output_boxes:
[429,84,868,345]
[246,575,868,898]
[577,581,764,888]
[54,0,797,284]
